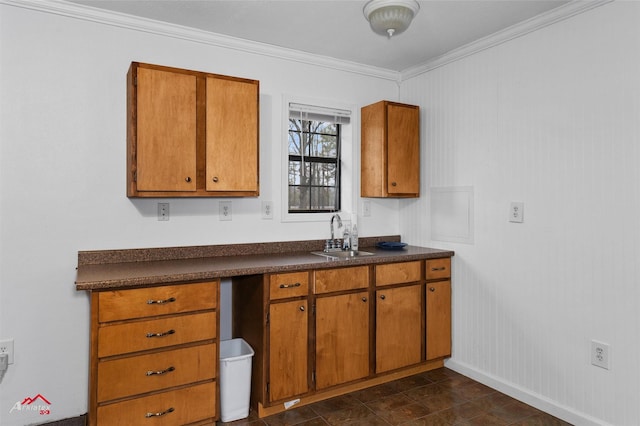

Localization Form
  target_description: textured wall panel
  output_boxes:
[400,2,640,425]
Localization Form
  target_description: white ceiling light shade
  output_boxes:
[363,0,420,38]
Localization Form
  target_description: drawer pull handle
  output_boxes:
[147,297,176,305]
[146,329,175,338]
[145,407,175,418]
[146,366,175,376]
[362,297,367,302]
[280,282,301,289]
[299,306,305,312]
[429,287,436,292]
[380,294,386,300]
[431,267,446,271]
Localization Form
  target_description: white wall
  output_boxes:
[0,4,401,424]
[400,2,640,425]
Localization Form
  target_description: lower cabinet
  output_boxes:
[315,291,370,389]
[233,257,452,417]
[232,272,311,407]
[88,281,220,426]
[426,280,452,360]
[83,253,452,422]
[426,258,452,360]
[376,284,422,373]
[375,261,423,373]
[314,265,370,389]
[268,299,308,401]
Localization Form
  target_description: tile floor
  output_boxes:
[218,368,572,426]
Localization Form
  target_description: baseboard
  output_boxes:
[35,414,86,426]
[445,359,611,426]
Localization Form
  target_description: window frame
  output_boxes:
[281,95,357,223]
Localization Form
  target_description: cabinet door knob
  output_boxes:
[362,297,367,302]
[299,305,305,312]
[429,287,436,292]
[212,176,219,183]
[185,177,192,183]
[391,182,397,187]
[380,294,386,300]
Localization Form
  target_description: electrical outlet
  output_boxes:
[591,340,610,370]
[509,202,524,223]
[157,203,170,221]
[261,201,273,219]
[219,201,232,221]
[0,339,14,364]
[362,200,371,217]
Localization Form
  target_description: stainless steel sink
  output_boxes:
[310,250,375,259]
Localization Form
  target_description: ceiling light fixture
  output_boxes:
[363,0,420,38]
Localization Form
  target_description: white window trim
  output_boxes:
[281,94,358,223]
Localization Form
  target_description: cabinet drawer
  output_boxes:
[99,282,218,323]
[97,343,216,402]
[376,261,421,286]
[98,311,216,357]
[97,381,216,426]
[269,272,309,300]
[425,258,451,280]
[314,266,369,294]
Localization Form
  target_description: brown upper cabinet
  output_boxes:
[361,100,420,198]
[127,62,259,197]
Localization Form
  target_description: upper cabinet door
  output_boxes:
[206,77,259,193]
[361,100,420,198]
[127,62,259,197]
[387,103,419,195]
[135,67,197,192]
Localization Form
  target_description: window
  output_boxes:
[287,103,350,214]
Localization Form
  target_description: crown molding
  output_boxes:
[1,0,400,82]
[2,0,611,84]
[400,0,613,81]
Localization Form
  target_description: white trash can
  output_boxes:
[219,338,255,422]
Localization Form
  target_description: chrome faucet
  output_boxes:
[325,214,343,251]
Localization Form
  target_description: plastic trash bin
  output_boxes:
[219,338,255,422]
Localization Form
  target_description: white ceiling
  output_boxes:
[66,0,570,72]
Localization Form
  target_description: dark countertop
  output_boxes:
[75,236,454,291]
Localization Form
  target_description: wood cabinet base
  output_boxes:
[256,359,445,418]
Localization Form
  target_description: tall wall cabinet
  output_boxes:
[361,100,420,198]
[127,62,259,197]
